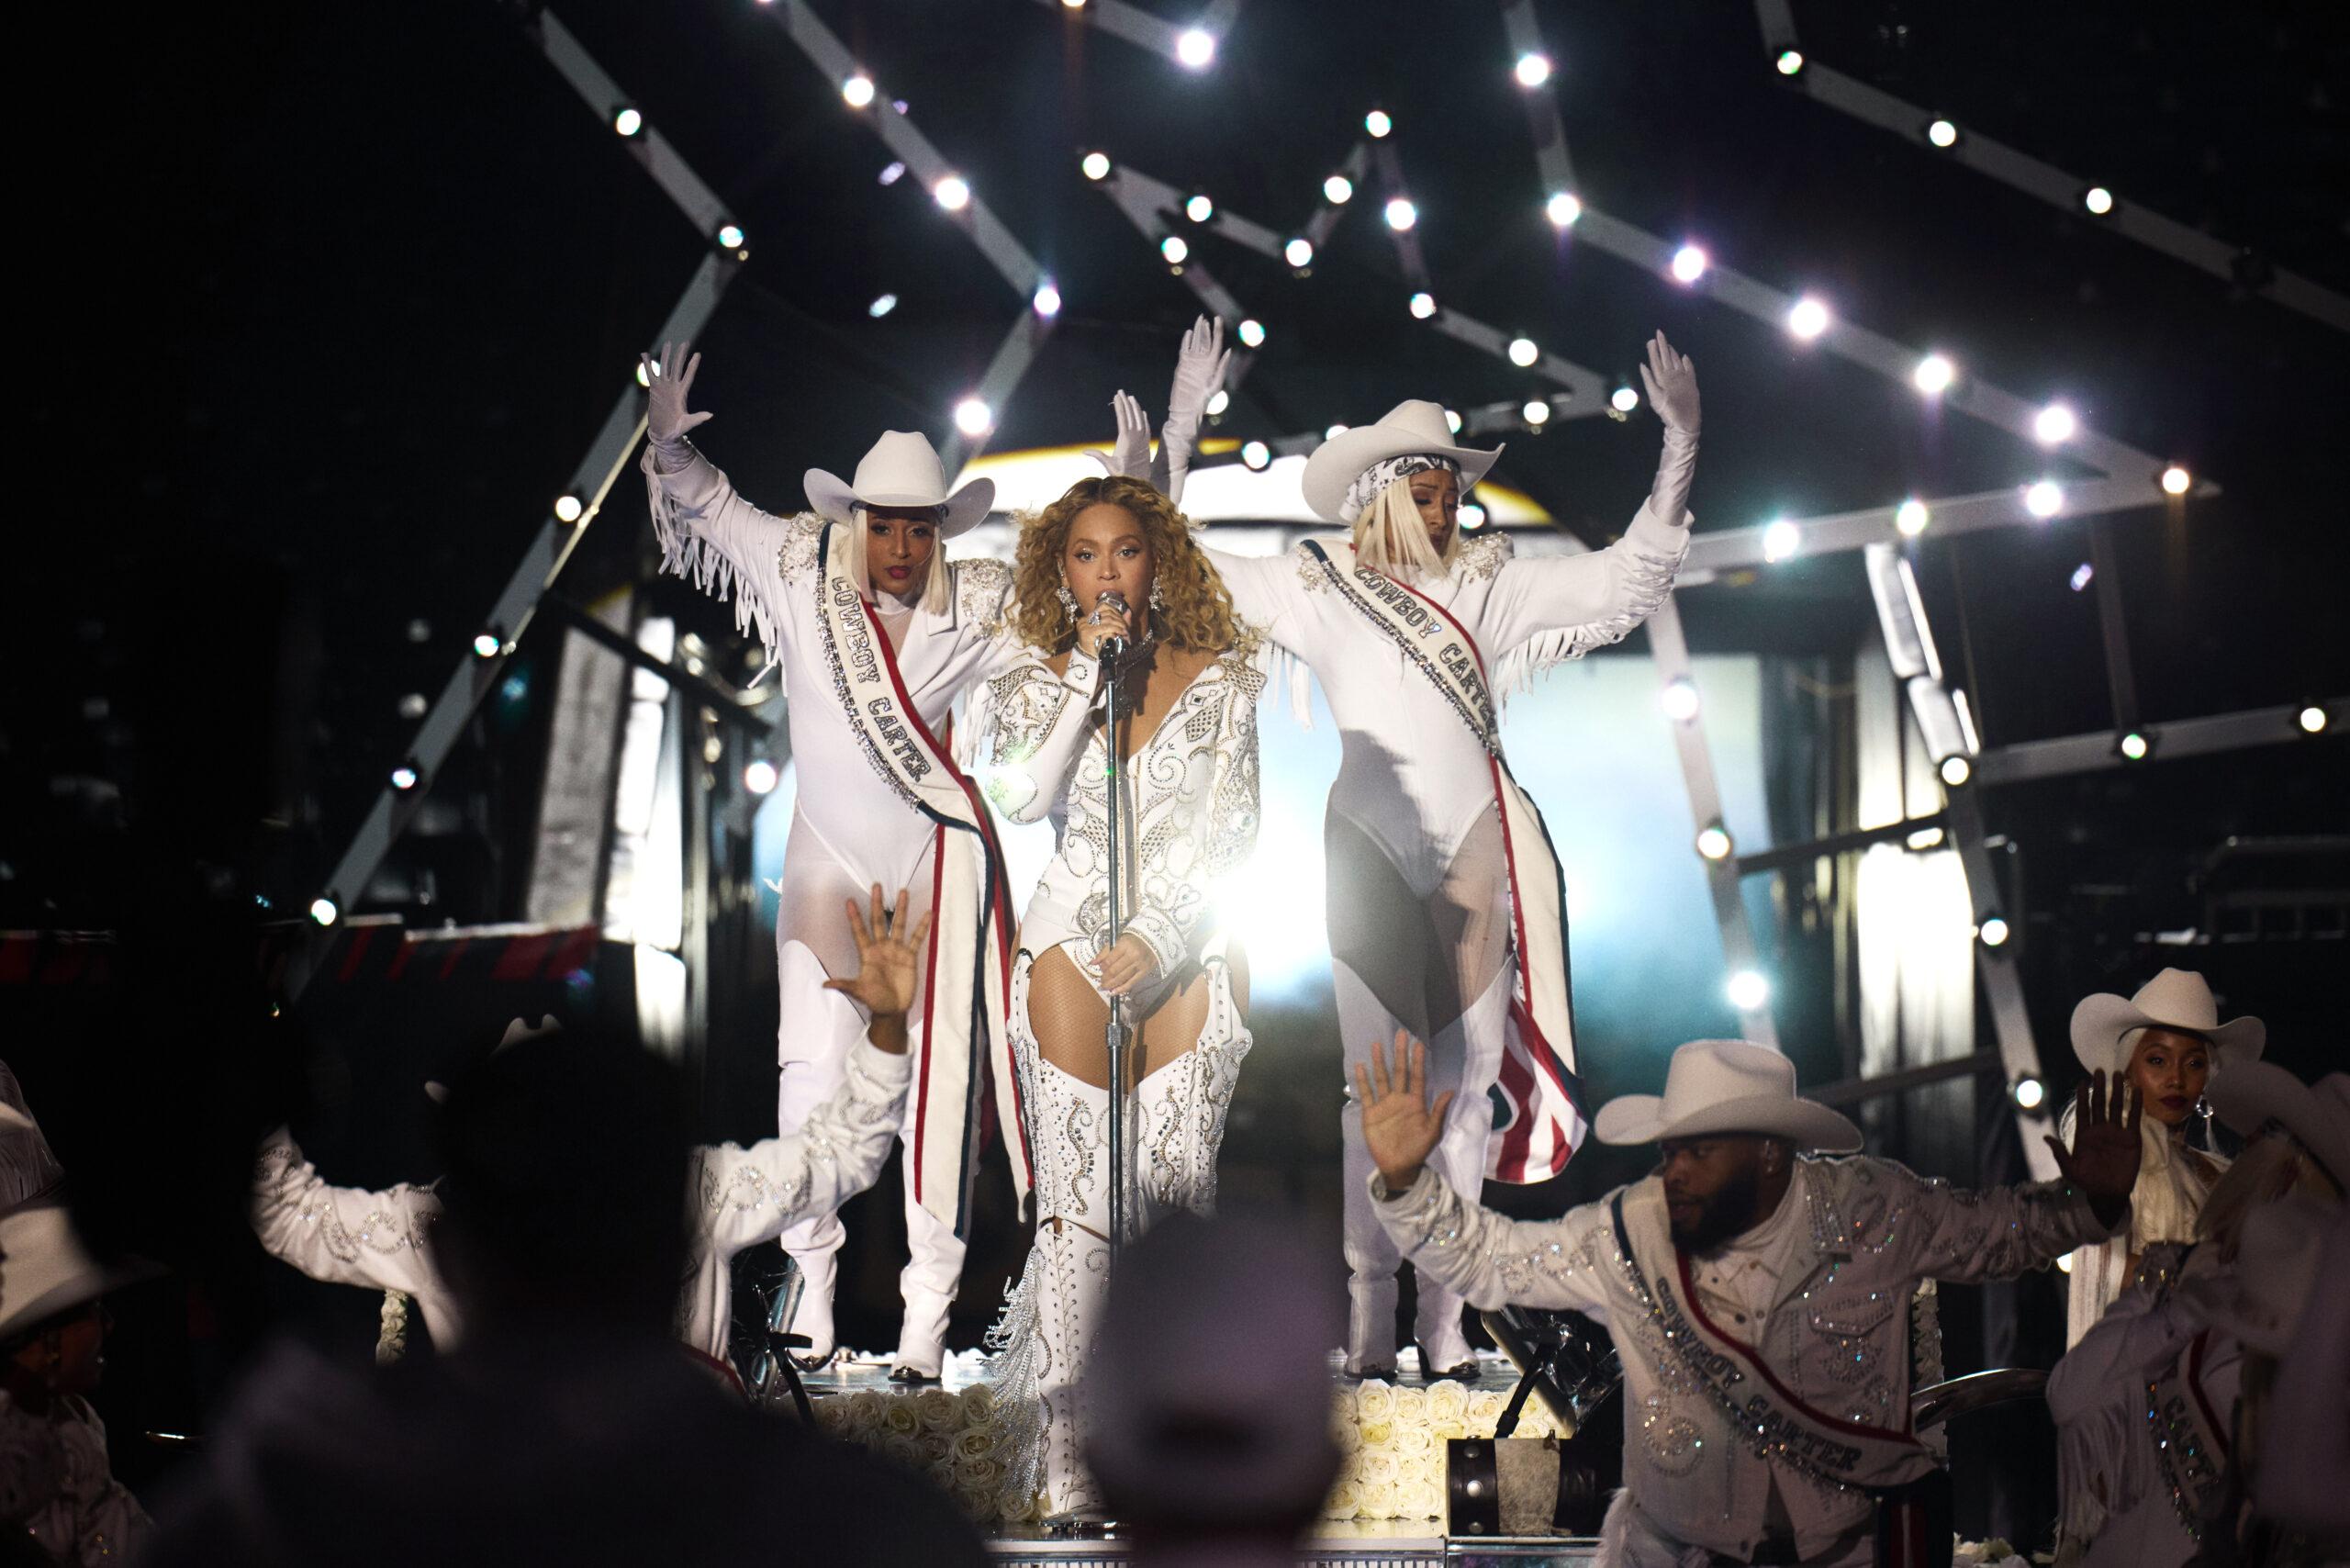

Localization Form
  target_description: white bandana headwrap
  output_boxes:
[1340,454,1461,524]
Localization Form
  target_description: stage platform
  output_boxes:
[795,1345,1533,1399]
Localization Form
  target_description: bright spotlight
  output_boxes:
[1284,237,1314,268]
[2161,465,2191,496]
[390,765,419,791]
[2118,731,2152,762]
[472,632,502,659]
[1514,52,1552,88]
[2055,1250,2075,1274]
[1384,196,1417,231]
[1523,399,1550,427]
[1545,191,1583,228]
[1459,503,1486,530]
[1175,28,1215,68]
[1032,282,1061,318]
[2011,1074,2047,1112]
[1080,151,1112,181]
[743,759,780,795]
[1325,424,1348,440]
[2025,480,2064,519]
[1662,678,1701,722]
[1669,244,1708,284]
[1726,969,1770,1012]
[635,359,655,388]
[717,223,746,251]
[1610,386,1639,413]
[1762,519,1800,563]
[1160,235,1190,264]
[1926,118,1959,149]
[1237,319,1266,348]
[1063,0,1085,7]
[1775,49,1805,76]
[1444,409,1463,434]
[868,293,897,318]
[2033,403,2077,445]
[2069,563,2094,593]
[954,398,992,436]
[1938,755,1974,788]
[933,175,969,211]
[1978,915,2011,947]
[1895,498,1929,537]
[1240,440,1271,471]
[1408,291,1438,319]
[1785,296,1830,340]
[1322,174,1356,206]
[1365,109,1393,138]
[878,161,905,185]
[2082,185,2114,216]
[612,106,643,138]
[1185,193,1214,223]
[1205,389,1229,416]
[309,895,340,927]
[2298,705,2329,734]
[1507,336,1539,367]
[554,493,584,523]
[841,73,875,108]
[1913,353,1955,395]
[398,693,428,720]
[1695,823,1734,861]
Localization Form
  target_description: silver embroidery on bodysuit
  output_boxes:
[955,557,1013,637]
[1454,532,1513,581]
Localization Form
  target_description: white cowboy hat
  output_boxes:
[2207,1064,2350,1191]
[1299,399,1505,524]
[0,1201,164,1340]
[1594,1039,1863,1152]
[803,431,994,537]
[2068,969,2264,1078]
[2175,1192,2338,1356]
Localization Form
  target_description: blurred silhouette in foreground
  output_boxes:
[1086,1211,1341,1567]
[145,1026,985,1567]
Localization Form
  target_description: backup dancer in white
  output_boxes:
[1116,319,1700,1376]
[637,344,1027,1380]
[980,475,1262,1516]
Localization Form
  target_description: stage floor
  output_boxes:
[798,1345,1535,1397]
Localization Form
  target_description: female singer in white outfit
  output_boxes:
[979,475,1262,1515]
[1119,319,1700,1376]
[637,343,1021,1379]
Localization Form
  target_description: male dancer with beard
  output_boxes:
[1357,1035,2144,1568]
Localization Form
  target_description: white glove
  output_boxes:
[1157,315,1231,497]
[1082,389,1154,480]
[1637,331,1699,437]
[642,339,714,450]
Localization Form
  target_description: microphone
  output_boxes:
[1095,589,1130,659]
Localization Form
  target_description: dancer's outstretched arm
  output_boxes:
[1478,332,1698,665]
[249,1131,447,1309]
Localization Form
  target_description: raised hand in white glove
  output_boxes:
[1082,389,1155,481]
[642,339,713,449]
[1160,315,1230,458]
[1637,331,1699,437]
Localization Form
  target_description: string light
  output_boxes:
[2033,403,2077,444]
[1545,191,1583,228]
[2161,465,2191,496]
[1240,440,1270,470]
[1237,319,1266,347]
[2082,186,2114,216]
[1514,52,1552,88]
[1032,282,1061,318]
[611,106,643,138]
[1926,118,1960,149]
[1160,235,1190,264]
[1324,174,1353,204]
[841,73,875,108]
[2011,1075,2047,1112]
[2297,705,2329,734]
[1081,151,1112,181]
[390,765,419,791]
[1409,292,1438,319]
[1775,50,1805,76]
[309,896,340,927]
[1384,196,1417,231]
[554,493,584,523]
[1175,28,1214,69]
[2118,731,2152,762]
[1523,399,1550,427]
[1206,389,1229,416]
[1978,915,2011,947]
[1938,755,1973,787]
[868,293,897,318]
[744,759,780,795]
[1896,499,1930,537]
[1786,296,1830,340]
[1365,109,1393,138]
[1185,193,1214,223]
[1284,237,1314,268]
[1695,823,1734,861]
[1507,337,1539,367]
[1762,519,1800,563]
[1726,969,1770,1011]
[954,398,992,436]
[1610,386,1640,413]
[473,631,503,659]
[933,175,969,211]
[716,223,745,250]
[1670,244,1708,284]
[2025,480,2064,518]
[1913,353,1955,395]
[1662,678,1701,722]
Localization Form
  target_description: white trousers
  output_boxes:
[1336,956,1510,1370]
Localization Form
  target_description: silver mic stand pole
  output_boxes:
[1098,615,1135,1258]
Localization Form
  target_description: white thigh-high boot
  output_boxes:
[1135,958,1253,1226]
[1026,1057,1112,1515]
[1336,958,1406,1375]
[1412,966,1512,1375]
[773,941,860,1364]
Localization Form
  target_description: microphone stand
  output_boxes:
[1099,632,1134,1259]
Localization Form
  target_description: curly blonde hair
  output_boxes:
[1012,476,1251,655]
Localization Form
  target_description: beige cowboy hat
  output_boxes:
[2176,1192,2339,1356]
[2068,969,2264,1078]
[0,1200,164,1340]
[2207,1064,2350,1191]
[1594,1038,1863,1152]
[803,431,994,537]
[1299,399,1505,524]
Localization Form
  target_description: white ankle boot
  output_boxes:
[787,1246,838,1366]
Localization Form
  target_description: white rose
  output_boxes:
[1359,1420,1393,1448]
[883,1400,923,1437]
[1335,1450,1365,1490]
[846,1389,889,1433]
[1410,1477,1448,1518]
[1332,1417,1364,1455]
[1360,1449,1401,1488]
[1322,1480,1362,1520]
[1467,1389,1506,1434]
[1360,1480,1402,1519]
[882,1431,926,1469]
[952,1428,995,1462]
[1426,1380,1472,1424]
[957,1383,997,1424]
[1394,1426,1435,1460]
[1390,1384,1430,1424]
[1514,1400,1555,1439]
[915,1387,961,1432]
[1432,1419,1468,1442]
[1355,1380,1398,1424]
[957,1455,1002,1491]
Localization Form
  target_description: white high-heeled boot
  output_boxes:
[1026,1058,1112,1517]
[1134,967,1253,1226]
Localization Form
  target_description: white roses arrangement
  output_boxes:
[811,1381,1044,1525]
[1320,1378,1567,1521]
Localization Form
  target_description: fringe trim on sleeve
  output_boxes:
[1491,537,1684,699]
[1248,636,1315,727]
[639,443,785,663]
